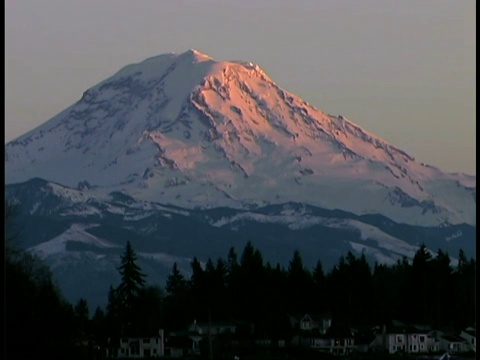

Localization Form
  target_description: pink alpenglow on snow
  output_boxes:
[5,50,475,227]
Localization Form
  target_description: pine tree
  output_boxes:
[116,241,146,309]
[91,307,107,348]
[313,260,327,312]
[288,250,314,313]
[165,263,189,330]
[410,244,432,324]
[166,262,187,296]
[74,298,90,337]
[115,241,146,335]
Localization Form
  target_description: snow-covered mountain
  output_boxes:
[5,49,475,309]
[5,49,475,227]
[6,177,474,310]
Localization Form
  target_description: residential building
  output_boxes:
[459,326,476,352]
[164,333,202,358]
[187,319,237,336]
[371,321,439,354]
[439,335,469,354]
[116,329,164,358]
[289,313,332,335]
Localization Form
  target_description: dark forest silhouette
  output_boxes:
[5,199,476,359]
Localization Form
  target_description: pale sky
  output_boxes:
[5,0,476,175]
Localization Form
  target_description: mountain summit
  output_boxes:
[5,50,475,226]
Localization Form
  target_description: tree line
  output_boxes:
[99,241,475,343]
[5,196,476,358]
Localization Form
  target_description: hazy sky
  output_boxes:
[5,0,476,175]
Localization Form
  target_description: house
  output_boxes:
[289,313,332,335]
[115,329,164,358]
[459,326,476,352]
[371,321,440,354]
[166,320,237,357]
[188,319,237,336]
[351,326,377,353]
[439,335,469,354]
[291,323,355,355]
[164,332,202,358]
[302,327,355,355]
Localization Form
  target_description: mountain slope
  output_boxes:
[5,49,475,227]
[7,178,473,309]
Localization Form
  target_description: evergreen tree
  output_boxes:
[104,243,146,337]
[117,241,146,308]
[165,263,189,330]
[106,285,122,340]
[189,256,206,319]
[430,249,453,328]
[238,242,265,322]
[132,286,165,336]
[287,250,314,313]
[74,298,90,338]
[166,262,188,296]
[453,250,476,329]
[225,247,241,320]
[348,252,373,326]
[74,298,90,359]
[227,247,239,273]
[91,307,107,349]
[409,244,433,324]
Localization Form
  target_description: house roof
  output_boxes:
[189,321,237,328]
[462,329,476,337]
[290,312,332,322]
[383,320,431,334]
[441,335,467,343]
[352,327,377,345]
[168,330,202,338]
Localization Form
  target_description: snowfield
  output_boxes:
[5,49,475,228]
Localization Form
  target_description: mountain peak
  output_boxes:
[5,50,475,227]
[181,48,214,61]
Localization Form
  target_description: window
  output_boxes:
[397,335,403,343]
[419,336,425,343]
[392,346,396,352]
[413,345,417,351]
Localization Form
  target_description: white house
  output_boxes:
[117,330,164,358]
[308,335,355,355]
[440,335,469,354]
[187,320,237,336]
[459,327,476,352]
[289,313,332,335]
[164,333,202,358]
[372,322,439,354]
